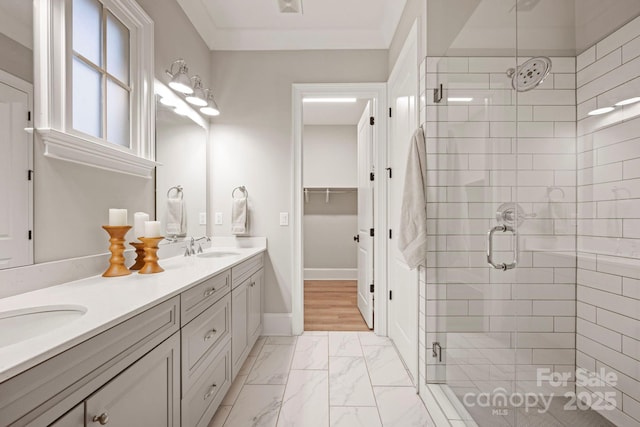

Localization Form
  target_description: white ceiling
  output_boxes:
[176,0,407,50]
[303,99,370,125]
[427,0,640,56]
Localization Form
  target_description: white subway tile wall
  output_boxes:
[418,55,578,411]
[576,15,640,426]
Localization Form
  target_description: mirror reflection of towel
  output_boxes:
[166,198,187,236]
[232,197,247,235]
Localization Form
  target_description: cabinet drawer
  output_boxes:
[181,270,230,326]
[181,294,231,393]
[181,341,231,427]
[231,254,263,289]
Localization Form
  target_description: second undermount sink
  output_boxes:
[197,251,241,259]
[0,305,87,347]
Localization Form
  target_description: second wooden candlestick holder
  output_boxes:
[138,236,165,274]
[129,241,146,270]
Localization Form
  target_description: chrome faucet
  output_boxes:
[184,236,211,256]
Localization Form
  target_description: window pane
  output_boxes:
[72,57,102,138]
[106,13,129,84]
[72,0,102,66]
[107,79,130,148]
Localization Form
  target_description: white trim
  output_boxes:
[303,268,358,281]
[262,313,293,336]
[292,83,387,337]
[40,128,156,178]
[34,0,155,177]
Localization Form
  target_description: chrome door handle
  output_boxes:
[204,384,217,400]
[204,329,217,341]
[487,225,517,271]
[204,288,216,297]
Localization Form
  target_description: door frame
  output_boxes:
[291,83,387,336]
[0,69,34,266]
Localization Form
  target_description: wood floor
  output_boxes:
[304,280,370,331]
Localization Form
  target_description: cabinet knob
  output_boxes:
[250,281,255,287]
[204,288,216,297]
[204,384,217,400]
[92,413,109,425]
[204,329,217,341]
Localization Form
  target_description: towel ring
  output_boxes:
[232,185,248,199]
[167,185,183,199]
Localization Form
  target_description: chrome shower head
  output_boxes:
[506,56,552,92]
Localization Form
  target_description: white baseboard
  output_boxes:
[262,313,293,336]
[304,268,357,280]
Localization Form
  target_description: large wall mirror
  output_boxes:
[0,0,209,270]
[155,80,208,240]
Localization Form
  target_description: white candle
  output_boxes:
[134,212,150,238]
[144,221,161,237]
[108,209,128,226]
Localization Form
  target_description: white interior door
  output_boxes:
[356,101,374,329]
[0,75,32,269]
[387,22,419,382]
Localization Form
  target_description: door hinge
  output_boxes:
[433,83,443,103]
[369,116,375,126]
[27,169,33,181]
[370,284,374,293]
[389,229,392,239]
[369,228,374,237]
[28,230,32,240]
[369,172,375,181]
[432,342,442,362]
[388,107,392,117]
[389,290,393,300]
[385,167,392,178]
[27,111,31,122]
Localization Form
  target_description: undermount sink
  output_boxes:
[0,305,87,347]
[197,251,241,259]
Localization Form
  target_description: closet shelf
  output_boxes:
[303,187,357,203]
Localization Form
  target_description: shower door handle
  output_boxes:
[487,225,517,271]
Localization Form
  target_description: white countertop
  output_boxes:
[0,244,266,383]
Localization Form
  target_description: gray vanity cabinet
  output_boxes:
[230,254,264,380]
[51,333,180,427]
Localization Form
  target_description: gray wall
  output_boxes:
[209,49,388,314]
[34,0,210,261]
[388,0,426,73]
[0,33,32,83]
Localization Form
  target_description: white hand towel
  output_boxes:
[166,198,187,236]
[398,127,428,269]
[232,196,248,235]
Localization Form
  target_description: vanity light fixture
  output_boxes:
[185,76,208,107]
[159,97,178,107]
[615,97,640,106]
[166,59,193,94]
[447,97,474,102]
[200,90,220,116]
[302,97,357,103]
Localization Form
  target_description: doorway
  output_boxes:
[292,83,388,336]
[301,97,373,331]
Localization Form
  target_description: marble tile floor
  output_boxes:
[208,332,434,427]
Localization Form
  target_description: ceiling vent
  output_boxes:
[278,0,303,14]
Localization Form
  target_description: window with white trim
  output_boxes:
[70,0,131,148]
[35,0,155,178]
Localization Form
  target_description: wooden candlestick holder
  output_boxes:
[102,225,132,277]
[129,241,146,270]
[138,236,165,274]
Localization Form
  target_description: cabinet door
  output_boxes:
[231,279,249,379]
[85,333,180,427]
[49,404,83,427]
[247,269,263,343]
